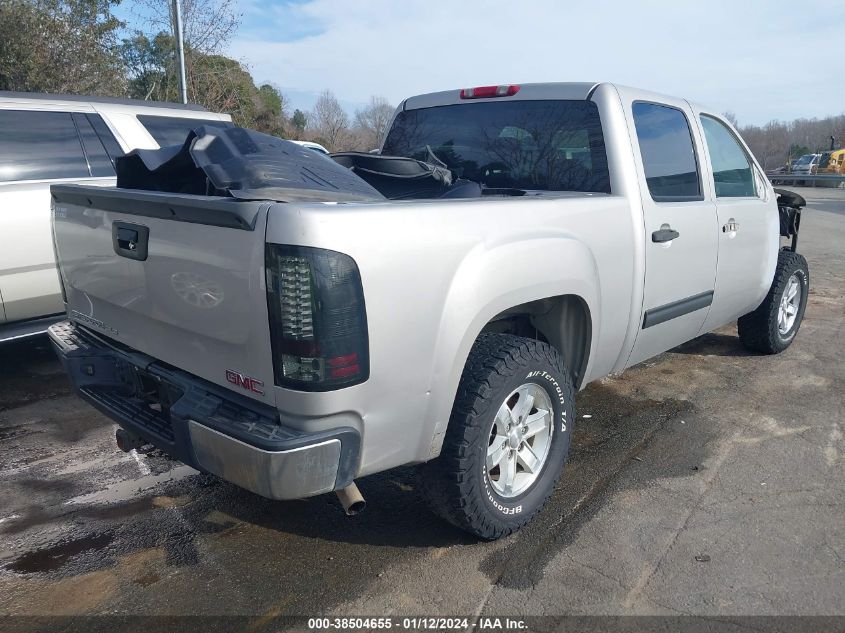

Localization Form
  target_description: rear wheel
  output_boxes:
[419,334,574,540]
[738,251,809,354]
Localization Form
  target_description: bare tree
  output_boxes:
[353,96,395,150]
[121,0,242,108]
[739,114,845,170]
[125,0,240,55]
[723,111,738,127]
[119,0,294,132]
[309,90,350,151]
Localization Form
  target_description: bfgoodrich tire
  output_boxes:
[738,251,809,354]
[419,334,574,540]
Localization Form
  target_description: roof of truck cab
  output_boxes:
[402,82,600,110]
[401,83,729,123]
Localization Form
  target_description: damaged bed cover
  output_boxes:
[115,126,385,204]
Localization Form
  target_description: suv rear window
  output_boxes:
[138,114,233,147]
[382,100,610,193]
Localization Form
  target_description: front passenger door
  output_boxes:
[696,114,779,331]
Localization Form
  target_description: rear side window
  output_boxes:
[632,102,702,201]
[72,113,115,177]
[138,114,233,147]
[382,100,610,193]
[87,113,125,167]
[700,115,756,198]
[0,110,89,182]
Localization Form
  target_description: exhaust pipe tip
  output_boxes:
[345,499,366,516]
[335,482,366,516]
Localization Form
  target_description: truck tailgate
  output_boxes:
[51,185,275,406]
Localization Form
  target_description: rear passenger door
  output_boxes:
[0,109,119,324]
[625,99,719,367]
[694,112,778,332]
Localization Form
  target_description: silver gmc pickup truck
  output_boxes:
[48,82,808,539]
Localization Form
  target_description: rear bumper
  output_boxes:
[48,320,360,500]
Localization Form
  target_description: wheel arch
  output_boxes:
[479,294,593,390]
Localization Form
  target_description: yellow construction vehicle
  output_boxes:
[818,149,845,174]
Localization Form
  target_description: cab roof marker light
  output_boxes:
[460,85,520,99]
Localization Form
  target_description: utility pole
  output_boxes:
[172,0,188,104]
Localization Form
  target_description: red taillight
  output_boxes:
[327,353,358,368]
[329,364,360,379]
[327,353,359,379]
[459,85,520,99]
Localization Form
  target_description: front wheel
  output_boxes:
[418,334,574,540]
[738,251,809,354]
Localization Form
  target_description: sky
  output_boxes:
[227,0,844,126]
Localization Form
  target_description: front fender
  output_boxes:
[422,234,600,459]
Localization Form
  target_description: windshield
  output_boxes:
[795,154,815,166]
[382,100,610,193]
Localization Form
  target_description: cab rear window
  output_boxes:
[382,100,610,193]
[138,114,233,147]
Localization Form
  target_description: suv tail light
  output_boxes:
[265,244,369,391]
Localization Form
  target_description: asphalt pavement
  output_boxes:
[0,187,843,630]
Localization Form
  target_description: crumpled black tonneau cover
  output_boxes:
[331,151,484,200]
[116,126,384,203]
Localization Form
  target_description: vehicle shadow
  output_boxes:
[672,331,756,358]
[196,466,478,548]
[166,380,711,553]
[0,335,72,412]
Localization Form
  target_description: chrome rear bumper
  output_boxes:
[48,320,360,500]
[187,421,342,498]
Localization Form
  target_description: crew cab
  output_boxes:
[48,83,809,539]
[0,92,232,342]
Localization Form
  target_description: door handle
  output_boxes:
[652,227,680,243]
[722,219,740,233]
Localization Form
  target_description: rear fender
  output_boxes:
[422,235,599,460]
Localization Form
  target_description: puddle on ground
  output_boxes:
[5,532,114,574]
[63,465,198,506]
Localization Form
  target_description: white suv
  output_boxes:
[0,92,232,342]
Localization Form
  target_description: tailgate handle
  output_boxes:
[112,222,149,261]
